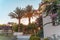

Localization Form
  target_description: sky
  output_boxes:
[0,0,41,24]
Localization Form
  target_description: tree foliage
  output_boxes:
[9,7,25,32]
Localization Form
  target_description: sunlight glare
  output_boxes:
[20,18,29,25]
[31,17,37,23]
[20,16,37,25]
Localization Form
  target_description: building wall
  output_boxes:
[43,15,60,38]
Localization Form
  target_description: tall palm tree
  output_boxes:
[24,5,33,24]
[24,5,41,24]
[9,7,25,32]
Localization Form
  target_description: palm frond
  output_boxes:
[26,5,32,12]
[9,7,25,19]
[23,5,33,18]
[9,12,17,18]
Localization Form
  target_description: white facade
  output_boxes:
[43,14,60,38]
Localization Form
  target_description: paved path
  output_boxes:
[17,35,30,40]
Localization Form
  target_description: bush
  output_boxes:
[29,35,40,40]
[36,29,44,38]
[12,24,18,32]
[44,38,49,40]
[12,24,24,32]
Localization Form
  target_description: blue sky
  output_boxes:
[0,0,41,24]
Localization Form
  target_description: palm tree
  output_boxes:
[24,5,41,24]
[24,5,33,24]
[9,7,25,32]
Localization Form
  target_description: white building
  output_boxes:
[43,14,60,38]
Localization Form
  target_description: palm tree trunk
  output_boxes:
[18,18,20,32]
[29,17,30,24]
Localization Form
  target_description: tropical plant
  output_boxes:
[12,24,18,32]
[24,5,41,24]
[36,16,44,38]
[36,15,43,27]
[24,23,37,34]
[29,35,40,40]
[36,29,44,38]
[12,23,24,32]
[57,0,60,23]
[9,7,25,32]
[40,0,59,26]
[24,5,33,24]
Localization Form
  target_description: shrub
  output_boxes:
[12,24,24,32]
[44,38,49,40]
[29,35,40,40]
[13,25,18,32]
[36,29,44,38]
